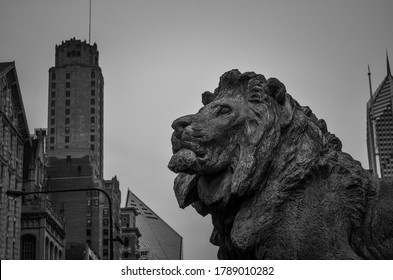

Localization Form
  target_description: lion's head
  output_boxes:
[169,70,340,210]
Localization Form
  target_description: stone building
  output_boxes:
[124,189,183,260]
[367,54,393,178]
[120,202,141,260]
[102,176,122,260]
[20,128,66,259]
[0,62,30,259]
[47,38,104,178]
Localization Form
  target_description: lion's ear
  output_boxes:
[202,91,216,105]
[279,94,295,128]
[265,78,294,127]
[266,78,286,105]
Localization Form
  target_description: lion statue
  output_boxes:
[168,69,393,259]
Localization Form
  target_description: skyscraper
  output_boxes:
[124,189,183,260]
[47,38,104,178]
[367,53,393,178]
[46,38,106,259]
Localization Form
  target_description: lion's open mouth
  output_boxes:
[168,148,200,174]
[169,134,210,174]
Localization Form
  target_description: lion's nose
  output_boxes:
[172,115,193,138]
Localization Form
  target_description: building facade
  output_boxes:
[0,62,30,259]
[47,38,104,178]
[367,54,393,178]
[103,176,122,260]
[120,205,141,260]
[46,38,106,259]
[124,189,183,260]
[21,129,66,259]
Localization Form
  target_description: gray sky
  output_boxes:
[1,0,392,259]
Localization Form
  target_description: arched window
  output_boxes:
[91,71,95,79]
[54,246,58,260]
[45,237,49,260]
[51,72,56,80]
[50,241,54,260]
[21,234,36,260]
[59,250,62,260]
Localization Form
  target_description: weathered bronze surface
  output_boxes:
[169,69,393,259]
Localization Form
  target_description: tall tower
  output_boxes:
[47,38,104,178]
[46,38,105,259]
[367,53,393,178]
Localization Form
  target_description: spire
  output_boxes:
[368,64,373,100]
[89,0,92,44]
[387,49,391,76]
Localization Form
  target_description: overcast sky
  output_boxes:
[1,0,392,259]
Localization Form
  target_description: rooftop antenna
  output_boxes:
[368,64,373,100]
[89,0,92,44]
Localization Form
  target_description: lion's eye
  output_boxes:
[217,106,232,115]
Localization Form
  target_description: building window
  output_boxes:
[50,128,55,135]
[51,100,55,107]
[66,91,70,97]
[51,73,56,80]
[51,83,56,89]
[103,229,108,236]
[51,109,55,116]
[94,190,99,197]
[66,82,70,88]
[66,100,70,106]
[50,137,54,144]
[90,135,95,141]
[86,229,91,236]
[91,81,95,87]
[90,108,95,114]
[103,249,108,256]
[90,126,95,133]
[21,235,36,260]
[94,199,99,207]
[66,73,71,79]
[50,146,54,150]
[103,219,108,226]
[90,144,95,151]
[91,99,95,105]
[124,237,129,248]
[65,136,69,143]
[103,239,108,246]
[65,145,69,149]
[90,117,95,123]
[51,91,56,98]
[87,199,91,207]
[86,219,92,227]
[65,118,70,124]
[103,208,108,217]
[65,109,70,115]
[91,71,95,78]
[50,119,55,125]
[91,89,95,96]
[65,127,70,134]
